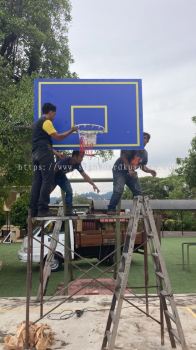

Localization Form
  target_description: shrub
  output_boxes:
[10,192,30,229]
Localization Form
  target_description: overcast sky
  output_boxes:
[53,0,196,196]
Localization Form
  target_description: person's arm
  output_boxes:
[81,171,100,193]
[43,120,78,141]
[141,164,156,177]
[51,126,78,141]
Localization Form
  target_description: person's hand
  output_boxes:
[53,150,65,159]
[93,184,100,193]
[128,168,137,177]
[150,170,156,177]
[71,126,78,133]
[58,153,65,159]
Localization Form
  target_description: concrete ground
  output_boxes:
[0,294,196,350]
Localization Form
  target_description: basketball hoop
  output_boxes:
[76,124,104,156]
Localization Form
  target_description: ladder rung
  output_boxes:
[160,290,172,298]
[165,310,176,323]
[170,329,181,343]
[147,233,154,238]
[151,252,159,258]
[160,290,173,302]
[156,271,164,279]
[122,252,128,259]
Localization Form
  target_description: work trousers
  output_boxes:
[54,171,73,208]
[108,171,142,210]
[30,148,55,215]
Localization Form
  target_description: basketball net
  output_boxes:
[77,124,104,158]
[79,136,94,157]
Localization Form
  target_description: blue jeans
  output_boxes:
[54,172,73,207]
[108,171,142,210]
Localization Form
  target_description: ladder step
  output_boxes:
[156,271,164,279]
[148,233,154,238]
[170,329,181,343]
[165,310,176,323]
[122,252,128,259]
[160,290,172,298]
[151,252,159,258]
[160,290,172,302]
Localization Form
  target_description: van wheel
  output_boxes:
[49,255,62,272]
[100,252,114,265]
[106,253,115,265]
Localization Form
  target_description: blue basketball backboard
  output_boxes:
[34,79,144,150]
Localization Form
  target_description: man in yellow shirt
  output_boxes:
[30,102,77,217]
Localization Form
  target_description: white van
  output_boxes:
[18,216,144,272]
[18,220,74,272]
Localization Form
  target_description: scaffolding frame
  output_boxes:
[25,180,163,349]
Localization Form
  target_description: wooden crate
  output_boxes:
[80,234,102,246]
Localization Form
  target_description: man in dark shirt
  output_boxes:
[54,151,100,215]
[30,102,77,217]
[108,132,156,213]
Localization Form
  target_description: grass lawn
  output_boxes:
[0,237,196,297]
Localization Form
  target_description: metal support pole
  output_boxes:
[155,210,163,343]
[67,221,74,281]
[155,213,164,344]
[143,230,149,314]
[181,211,184,236]
[25,211,33,350]
[61,190,72,294]
[160,298,164,345]
[114,201,121,279]
[40,223,44,317]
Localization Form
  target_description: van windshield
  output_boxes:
[33,221,55,236]
[33,226,41,236]
[36,221,56,237]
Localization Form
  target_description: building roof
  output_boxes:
[92,199,196,211]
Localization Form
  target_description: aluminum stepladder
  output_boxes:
[101,196,187,350]
[37,206,64,300]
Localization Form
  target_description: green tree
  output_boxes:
[10,191,30,228]
[0,0,74,79]
[0,0,113,208]
[122,175,191,200]
[176,117,196,194]
[73,194,92,206]
[0,0,75,204]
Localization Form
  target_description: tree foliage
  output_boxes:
[176,117,196,193]
[122,175,192,200]
[0,0,113,209]
[10,191,29,228]
[0,0,75,204]
[0,0,74,79]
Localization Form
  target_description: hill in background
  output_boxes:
[51,191,112,204]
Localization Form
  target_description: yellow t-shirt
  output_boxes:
[42,120,57,135]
